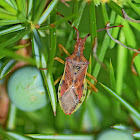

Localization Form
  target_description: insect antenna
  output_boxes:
[97,25,123,32]
[57,12,79,40]
[83,33,90,42]
[82,25,123,42]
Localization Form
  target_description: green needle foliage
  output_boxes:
[0,0,140,139]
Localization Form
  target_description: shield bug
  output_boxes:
[54,13,125,115]
[57,33,96,115]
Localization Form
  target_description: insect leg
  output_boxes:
[131,48,140,76]
[39,57,64,70]
[86,79,98,92]
[40,57,65,70]
[54,75,62,85]
[58,44,71,56]
[54,57,65,64]
[86,72,97,85]
[87,85,97,92]
[39,68,47,70]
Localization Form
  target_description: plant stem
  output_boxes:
[6,103,17,130]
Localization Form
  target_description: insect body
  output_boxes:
[57,33,96,115]
[56,12,124,115]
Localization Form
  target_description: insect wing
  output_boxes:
[58,64,87,115]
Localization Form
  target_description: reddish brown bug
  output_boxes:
[53,13,124,115]
[57,33,97,115]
